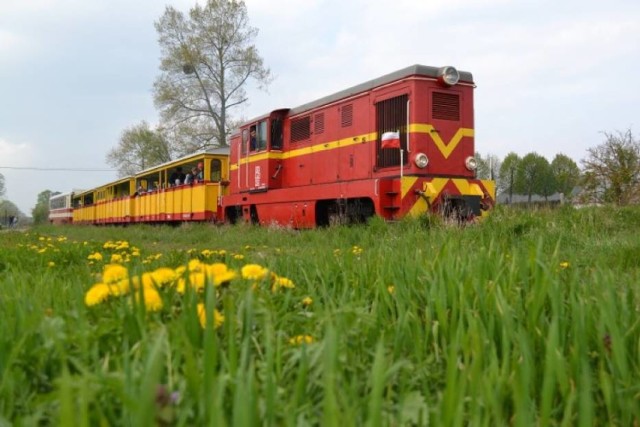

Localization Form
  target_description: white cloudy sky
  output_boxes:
[1,0,639,214]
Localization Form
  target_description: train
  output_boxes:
[49,64,495,227]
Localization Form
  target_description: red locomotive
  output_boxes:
[223,64,495,227]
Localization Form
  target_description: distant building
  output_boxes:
[497,188,581,206]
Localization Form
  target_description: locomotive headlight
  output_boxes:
[414,153,429,169]
[437,66,460,87]
[465,156,478,171]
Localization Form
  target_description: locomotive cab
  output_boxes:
[232,109,287,194]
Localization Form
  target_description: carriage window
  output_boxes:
[210,159,222,181]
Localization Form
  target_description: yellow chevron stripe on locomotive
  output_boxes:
[401,176,496,219]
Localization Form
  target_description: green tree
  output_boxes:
[106,121,172,177]
[551,153,580,198]
[154,0,271,153]
[32,190,55,224]
[516,152,553,203]
[581,129,640,205]
[0,199,22,227]
[498,152,520,202]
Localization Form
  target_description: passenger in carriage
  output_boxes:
[170,166,185,186]
[184,168,195,185]
[194,162,204,182]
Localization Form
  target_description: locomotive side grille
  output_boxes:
[314,113,325,134]
[341,104,353,127]
[376,94,408,168]
[432,92,460,121]
[291,116,311,142]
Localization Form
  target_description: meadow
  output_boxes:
[1,205,639,426]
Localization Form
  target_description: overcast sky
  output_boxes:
[1,0,639,215]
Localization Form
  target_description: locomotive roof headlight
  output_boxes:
[437,66,460,87]
[465,156,478,171]
[414,153,429,169]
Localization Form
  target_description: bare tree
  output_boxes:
[106,121,172,177]
[0,172,5,198]
[581,129,640,205]
[154,0,271,154]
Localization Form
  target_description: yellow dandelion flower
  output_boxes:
[289,335,314,345]
[560,261,570,269]
[87,252,103,261]
[39,236,46,241]
[197,303,224,329]
[214,270,238,286]
[115,241,129,250]
[351,245,363,255]
[271,276,295,292]
[85,283,111,306]
[387,285,395,294]
[176,278,187,294]
[151,268,178,287]
[102,263,128,284]
[204,263,237,286]
[333,249,341,257]
[187,272,206,292]
[205,263,229,276]
[110,253,123,264]
[302,297,313,307]
[244,245,252,250]
[131,250,140,257]
[136,287,163,312]
[201,249,214,258]
[175,265,186,276]
[217,249,227,256]
[241,264,269,280]
[139,272,155,289]
[188,259,203,272]
[56,236,67,242]
[112,278,131,296]
[233,254,245,260]
[38,248,47,254]
[48,261,55,267]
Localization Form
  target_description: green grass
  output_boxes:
[1,205,639,425]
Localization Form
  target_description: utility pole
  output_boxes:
[509,167,514,204]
